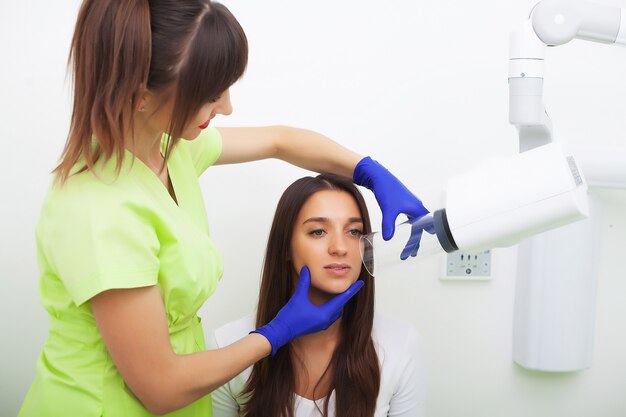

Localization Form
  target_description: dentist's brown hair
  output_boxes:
[55,0,247,184]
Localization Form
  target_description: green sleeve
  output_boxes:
[38,187,160,306]
[185,127,223,176]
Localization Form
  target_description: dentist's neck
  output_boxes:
[127,114,166,173]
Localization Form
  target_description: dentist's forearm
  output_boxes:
[274,126,362,178]
[166,334,270,411]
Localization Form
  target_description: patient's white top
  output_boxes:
[208,313,425,417]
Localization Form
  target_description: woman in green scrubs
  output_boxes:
[19,1,429,416]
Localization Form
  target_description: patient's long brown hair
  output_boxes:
[55,0,247,183]
[243,174,380,417]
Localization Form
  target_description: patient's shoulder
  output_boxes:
[372,313,422,353]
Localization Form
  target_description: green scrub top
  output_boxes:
[19,128,224,417]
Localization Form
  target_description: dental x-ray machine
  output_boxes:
[509,0,626,372]
[361,0,625,373]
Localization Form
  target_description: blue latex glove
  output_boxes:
[400,216,436,260]
[252,267,364,356]
[353,156,429,241]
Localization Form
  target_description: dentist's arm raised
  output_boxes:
[216,126,429,240]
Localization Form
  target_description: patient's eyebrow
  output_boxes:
[303,217,327,224]
[303,217,364,225]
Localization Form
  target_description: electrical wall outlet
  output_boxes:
[441,250,492,280]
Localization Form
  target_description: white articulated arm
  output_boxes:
[532,0,626,46]
[509,0,626,152]
[509,20,552,152]
[511,0,626,374]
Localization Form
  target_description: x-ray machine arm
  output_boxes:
[510,0,626,151]
[509,0,626,372]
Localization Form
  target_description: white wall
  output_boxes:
[2,1,626,416]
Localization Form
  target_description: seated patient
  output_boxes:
[209,173,424,417]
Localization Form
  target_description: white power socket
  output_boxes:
[441,250,492,280]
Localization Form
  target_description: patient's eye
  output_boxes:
[348,228,364,237]
[309,229,326,237]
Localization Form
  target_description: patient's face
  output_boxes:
[290,189,364,304]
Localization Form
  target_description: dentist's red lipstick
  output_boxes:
[199,119,210,129]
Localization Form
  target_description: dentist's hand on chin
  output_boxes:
[251,266,364,356]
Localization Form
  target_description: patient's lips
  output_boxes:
[324,263,351,277]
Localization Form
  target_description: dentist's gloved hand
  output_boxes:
[252,267,364,356]
[353,156,429,241]
[400,216,436,260]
